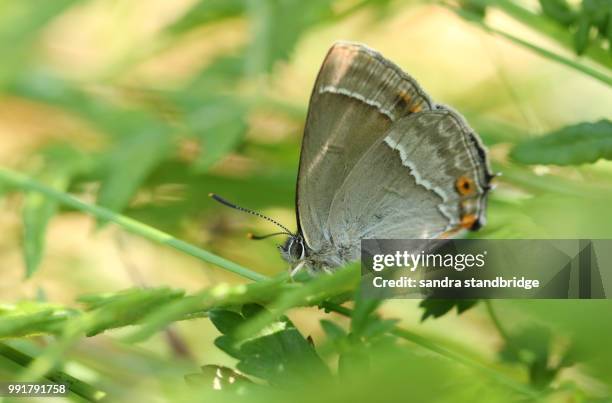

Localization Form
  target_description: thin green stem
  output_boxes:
[0,167,269,283]
[0,342,105,402]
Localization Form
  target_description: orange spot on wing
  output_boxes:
[409,103,422,113]
[455,176,475,196]
[438,227,461,239]
[398,90,412,103]
[460,214,478,229]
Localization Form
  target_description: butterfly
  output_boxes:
[211,41,493,275]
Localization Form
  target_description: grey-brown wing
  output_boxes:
[327,108,492,250]
[297,41,434,251]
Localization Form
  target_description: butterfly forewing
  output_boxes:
[297,42,434,251]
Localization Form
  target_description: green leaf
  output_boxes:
[0,303,77,338]
[574,13,592,54]
[165,0,245,36]
[22,174,68,277]
[22,145,90,277]
[214,335,242,359]
[209,309,244,335]
[236,326,329,385]
[320,319,346,340]
[460,0,487,19]
[7,71,159,140]
[97,130,172,214]
[0,1,80,83]
[419,299,479,321]
[241,303,265,319]
[361,318,399,340]
[246,0,335,74]
[212,304,329,385]
[186,98,247,172]
[350,297,382,337]
[187,55,246,93]
[510,120,612,165]
[499,325,574,389]
[185,365,252,392]
[77,287,185,336]
[234,265,359,339]
[539,0,576,25]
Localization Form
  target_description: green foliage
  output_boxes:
[511,120,612,165]
[166,0,245,36]
[419,299,479,321]
[210,304,329,386]
[22,145,91,277]
[186,97,248,172]
[499,325,575,389]
[0,303,77,338]
[0,1,80,83]
[540,0,576,25]
[97,130,173,214]
[246,0,335,74]
[185,365,253,393]
[455,0,611,74]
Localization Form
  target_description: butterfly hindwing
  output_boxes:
[327,108,492,248]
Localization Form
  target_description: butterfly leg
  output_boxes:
[290,261,306,279]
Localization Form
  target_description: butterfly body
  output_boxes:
[281,41,493,274]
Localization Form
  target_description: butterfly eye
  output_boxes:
[290,238,305,260]
[455,176,475,196]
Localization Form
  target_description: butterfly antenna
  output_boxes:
[208,193,294,237]
[247,232,290,240]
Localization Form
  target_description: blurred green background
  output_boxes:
[0,0,610,402]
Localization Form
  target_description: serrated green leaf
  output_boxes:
[236,326,329,385]
[419,299,479,321]
[209,304,330,385]
[214,335,242,359]
[209,309,244,335]
[510,120,612,165]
